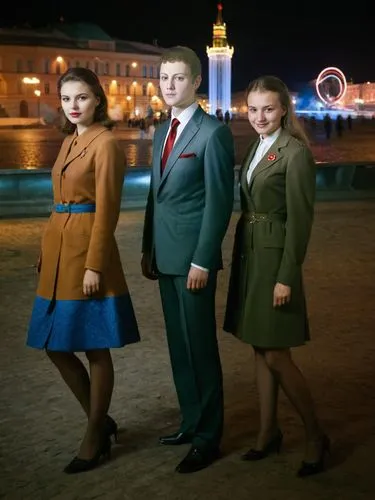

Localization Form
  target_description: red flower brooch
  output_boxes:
[267,153,276,161]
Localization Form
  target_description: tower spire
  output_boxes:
[216,3,223,25]
[212,3,228,48]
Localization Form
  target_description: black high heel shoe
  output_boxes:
[64,436,112,474]
[242,429,283,461]
[104,415,118,443]
[297,434,331,477]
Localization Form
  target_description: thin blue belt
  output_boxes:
[54,203,96,213]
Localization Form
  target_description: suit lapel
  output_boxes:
[241,139,259,186]
[153,121,169,187]
[158,107,204,191]
[249,129,290,189]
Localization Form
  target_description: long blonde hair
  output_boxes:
[246,75,310,146]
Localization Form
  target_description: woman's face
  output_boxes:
[60,80,99,133]
[247,90,286,137]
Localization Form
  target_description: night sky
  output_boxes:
[1,0,373,93]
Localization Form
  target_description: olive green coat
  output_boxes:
[224,130,316,348]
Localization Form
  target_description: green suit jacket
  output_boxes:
[142,106,235,275]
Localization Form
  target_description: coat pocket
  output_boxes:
[261,221,286,248]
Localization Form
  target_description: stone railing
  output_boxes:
[1,162,375,218]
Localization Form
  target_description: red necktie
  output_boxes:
[161,118,180,173]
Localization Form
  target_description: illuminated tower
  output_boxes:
[206,3,234,116]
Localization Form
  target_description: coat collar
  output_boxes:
[57,123,108,172]
[247,128,291,188]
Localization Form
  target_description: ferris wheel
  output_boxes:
[315,67,347,106]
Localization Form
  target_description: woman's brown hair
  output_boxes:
[57,67,114,134]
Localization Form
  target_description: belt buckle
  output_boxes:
[249,213,267,224]
[249,213,258,224]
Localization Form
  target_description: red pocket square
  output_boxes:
[179,153,197,158]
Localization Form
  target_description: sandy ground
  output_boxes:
[0,201,375,499]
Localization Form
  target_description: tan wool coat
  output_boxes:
[37,123,128,301]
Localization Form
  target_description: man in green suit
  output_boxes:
[141,46,235,473]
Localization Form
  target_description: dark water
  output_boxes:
[0,127,154,169]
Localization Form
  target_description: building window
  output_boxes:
[44,82,50,95]
[125,64,130,76]
[94,61,99,74]
[44,58,50,74]
[116,63,121,76]
[142,65,147,77]
[149,66,154,78]
[142,83,147,96]
[16,59,23,73]
[104,62,110,75]
[27,60,33,72]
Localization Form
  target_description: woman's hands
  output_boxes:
[273,282,291,307]
[83,269,101,296]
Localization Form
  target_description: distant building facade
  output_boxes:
[0,23,165,121]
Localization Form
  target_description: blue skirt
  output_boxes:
[27,294,140,352]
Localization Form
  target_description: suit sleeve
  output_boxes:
[142,171,154,254]
[85,136,125,272]
[192,124,235,269]
[277,146,316,285]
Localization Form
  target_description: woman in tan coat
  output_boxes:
[27,68,140,474]
[224,76,329,477]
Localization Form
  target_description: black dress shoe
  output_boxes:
[176,446,221,473]
[159,432,192,446]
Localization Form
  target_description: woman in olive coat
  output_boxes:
[27,68,140,473]
[224,76,329,477]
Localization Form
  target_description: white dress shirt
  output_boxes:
[247,128,282,184]
[162,102,198,154]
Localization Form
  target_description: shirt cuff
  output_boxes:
[191,262,209,272]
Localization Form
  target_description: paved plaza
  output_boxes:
[1,201,375,499]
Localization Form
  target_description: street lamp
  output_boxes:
[132,81,137,116]
[22,77,40,85]
[34,89,41,120]
[22,77,40,98]
[22,77,40,118]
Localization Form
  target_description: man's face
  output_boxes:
[159,61,201,110]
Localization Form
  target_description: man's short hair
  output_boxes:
[160,46,201,80]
